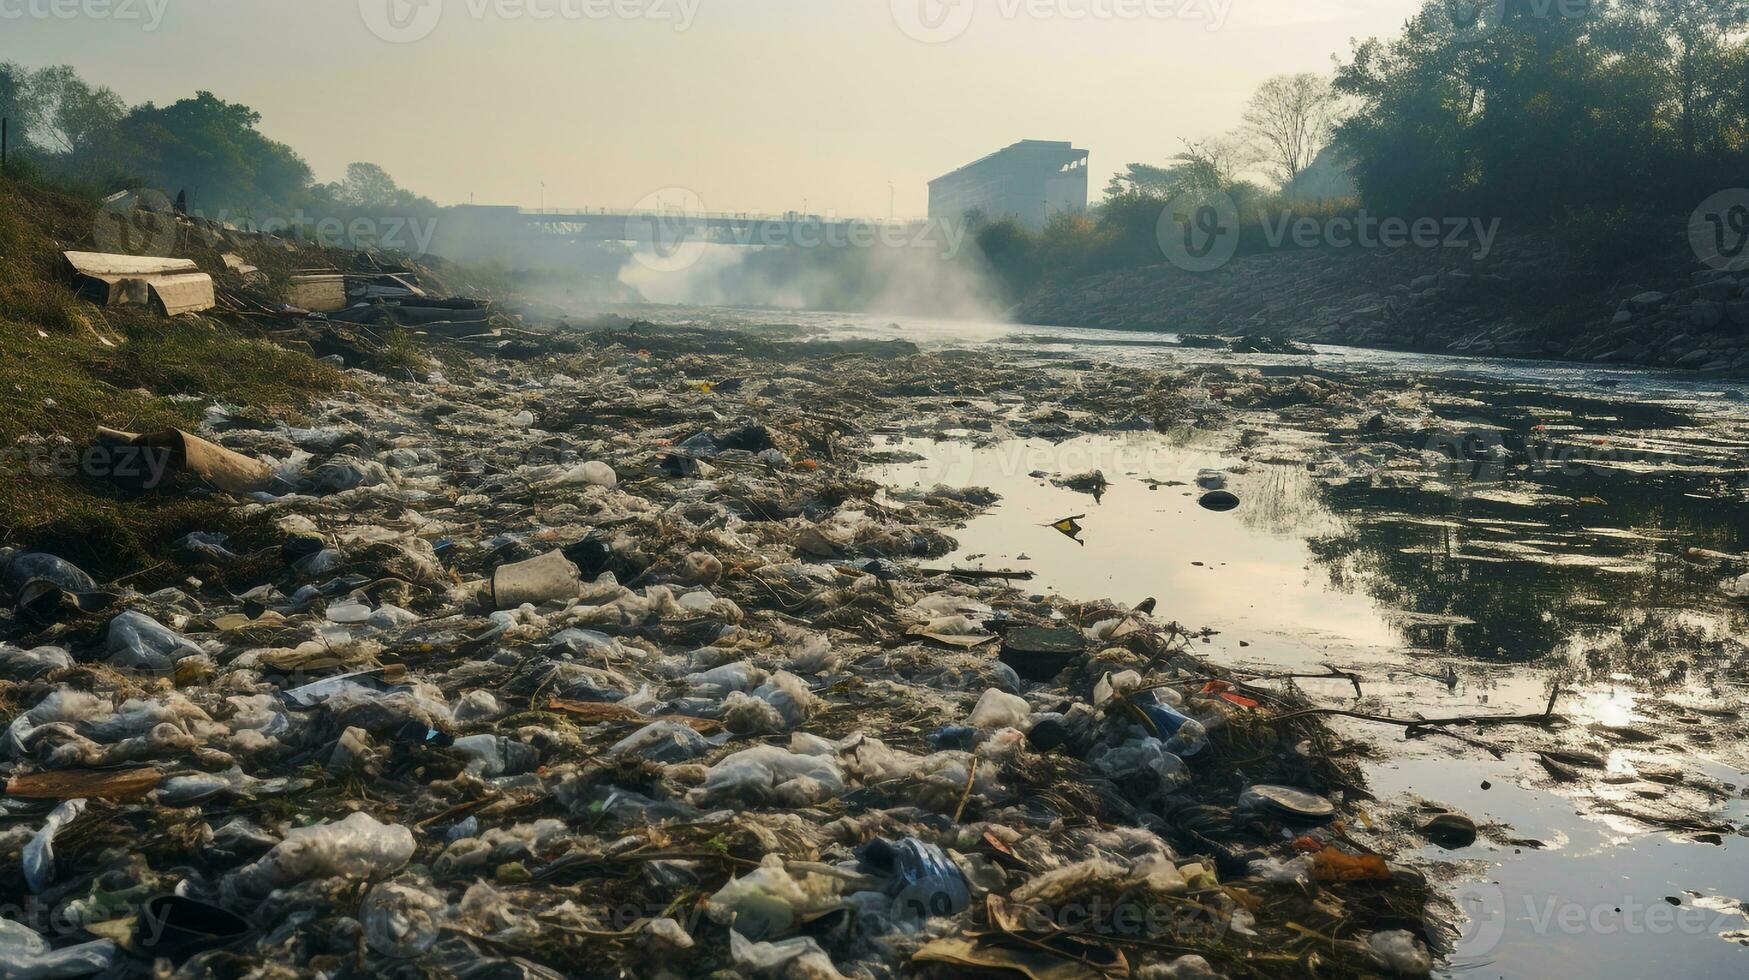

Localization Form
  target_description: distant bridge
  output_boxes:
[444,204,934,249]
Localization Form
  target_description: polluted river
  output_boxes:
[5,272,1749,980]
[666,305,1749,979]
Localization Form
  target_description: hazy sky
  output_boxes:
[4,0,1420,216]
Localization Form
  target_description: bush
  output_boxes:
[1557,205,1684,274]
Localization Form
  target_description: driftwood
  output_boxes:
[919,568,1036,581]
[1266,686,1565,733]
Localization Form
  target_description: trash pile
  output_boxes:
[0,321,1440,978]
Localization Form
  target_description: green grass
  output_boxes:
[376,327,433,377]
[0,176,346,580]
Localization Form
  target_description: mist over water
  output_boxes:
[617,241,1007,319]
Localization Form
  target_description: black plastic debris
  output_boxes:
[1198,490,1241,512]
[134,894,254,960]
[999,626,1087,682]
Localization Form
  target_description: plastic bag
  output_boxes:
[104,611,203,672]
[609,721,711,762]
[326,600,373,624]
[1313,848,1391,883]
[967,689,1030,730]
[245,811,414,885]
[722,692,788,735]
[0,550,96,599]
[525,460,617,488]
[685,661,767,696]
[1368,929,1432,976]
[452,690,501,723]
[691,744,845,806]
[451,734,539,777]
[0,644,74,681]
[1091,738,1190,792]
[708,854,843,940]
[362,879,448,958]
[1248,855,1314,887]
[729,929,846,977]
[547,628,624,658]
[23,799,85,893]
[0,918,117,980]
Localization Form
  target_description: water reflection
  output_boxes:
[866,432,1399,660]
[1311,442,1749,679]
[866,426,1748,685]
[865,426,1749,980]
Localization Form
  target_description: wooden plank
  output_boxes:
[62,251,196,277]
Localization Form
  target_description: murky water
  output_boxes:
[865,425,1749,978]
[718,305,1749,979]
[606,301,1749,975]
[867,433,1400,667]
[621,303,1749,404]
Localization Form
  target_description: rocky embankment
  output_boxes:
[1014,237,1749,372]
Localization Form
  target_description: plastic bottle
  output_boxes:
[1141,702,1208,757]
[858,837,972,920]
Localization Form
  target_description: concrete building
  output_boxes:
[928,140,1089,230]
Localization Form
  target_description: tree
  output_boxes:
[1168,136,1256,201]
[0,62,40,156]
[1333,1,1602,218]
[338,162,400,207]
[117,91,312,212]
[1331,0,1749,228]
[1243,72,1340,186]
[1103,163,1180,199]
[1612,0,1749,156]
[28,65,124,161]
